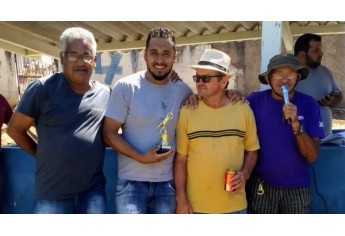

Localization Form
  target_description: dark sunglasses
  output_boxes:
[192,75,224,83]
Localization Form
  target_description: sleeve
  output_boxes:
[306,97,325,139]
[104,81,131,123]
[176,107,190,156]
[243,104,260,152]
[16,80,44,119]
[0,95,13,123]
[326,67,340,91]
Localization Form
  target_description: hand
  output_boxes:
[229,171,246,192]
[318,93,337,107]
[182,94,201,109]
[137,147,174,164]
[168,70,181,82]
[176,198,193,214]
[225,89,247,104]
[282,103,298,123]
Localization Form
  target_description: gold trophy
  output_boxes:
[156,112,173,154]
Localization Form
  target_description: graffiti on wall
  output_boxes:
[95,52,123,85]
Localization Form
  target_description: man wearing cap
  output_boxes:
[246,53,324,214]
[174,49,259,214]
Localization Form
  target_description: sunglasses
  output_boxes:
[192,75,224,83]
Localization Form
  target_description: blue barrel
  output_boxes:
[2,146,117,214]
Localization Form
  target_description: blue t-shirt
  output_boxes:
[105,71,193,182]
[247,90,324,187]
[295,65,341,136]
[17,73,111,200]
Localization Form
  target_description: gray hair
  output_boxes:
[59,27,97,56]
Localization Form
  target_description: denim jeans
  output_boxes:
[33,184,106,214]
[231,208,247,214]
[115,178,176,214]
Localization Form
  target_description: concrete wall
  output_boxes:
[1,35,344,108]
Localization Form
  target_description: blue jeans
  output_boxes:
[33,184,106,214]
[231,208,247,214]
[116,178,176,214]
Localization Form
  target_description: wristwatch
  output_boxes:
[293,125,304,135]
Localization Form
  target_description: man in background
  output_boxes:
[294,33,343,136]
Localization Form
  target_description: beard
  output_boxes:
[147,65,173,81]
[306,54,321,69]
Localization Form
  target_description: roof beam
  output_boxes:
[98,30,262,52]
[282,21,294,52]
[0,24,60,59]
[0,41,28,55]
[176,30,261,45]
[290,24,345,36]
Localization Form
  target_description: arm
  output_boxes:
[284,103,319,163]
[292,124,319,163]
[102,117,173,164]
[7,111,37,158]
[174,152,193,214]
[168,70,182,82]
[225,89,247,104]
[230,150,258,192]
[182,89,245,110]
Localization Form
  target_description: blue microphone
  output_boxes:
[281,84,289,104]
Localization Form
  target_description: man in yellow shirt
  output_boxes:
[174,49,259,213]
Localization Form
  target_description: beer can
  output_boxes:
[224,169,237,192]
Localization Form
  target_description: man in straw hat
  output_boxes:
[174,49,260,214]
[246,53,324,214]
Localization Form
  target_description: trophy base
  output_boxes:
[156,145,172,154]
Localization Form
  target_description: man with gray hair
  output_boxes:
[7,27,110,214]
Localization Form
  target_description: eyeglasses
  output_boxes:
[63,52,94,62]
[271,72,300,80]
[192,75,223,83]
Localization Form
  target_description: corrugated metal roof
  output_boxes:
[0,21,345,59]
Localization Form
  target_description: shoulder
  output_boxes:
[295,91,319,108]
[319,65,331,72]
[295,91,316,102]
[117,71,143,84]
[315,65,334,76]
[0,94,5,101]
[0,94,9,106]
[93,80,111,92]
[112,72,143,92]
[39,73,63,86]
[170,80,193,94]
[246,90,266,102]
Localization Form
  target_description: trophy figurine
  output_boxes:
[156,112,173,154]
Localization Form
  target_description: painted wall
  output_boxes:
[1,34,344,108]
